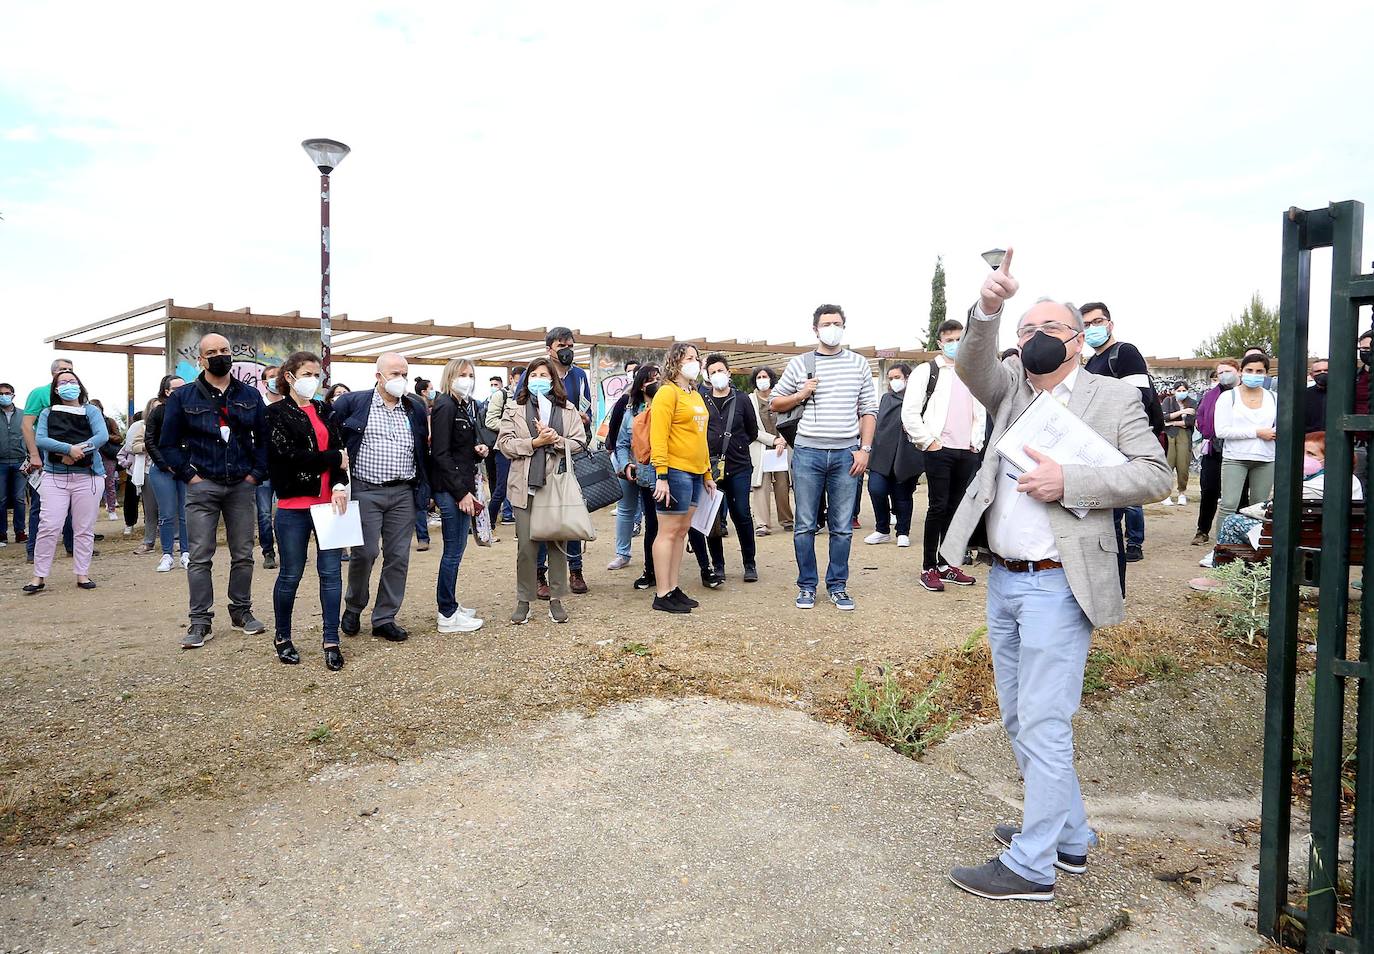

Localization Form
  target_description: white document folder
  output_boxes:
[690,485,726,534]
[311,500,364,550]
[994,392,1126,518]
[761,449,790,473]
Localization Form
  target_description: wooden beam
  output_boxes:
[52,339,163,357]
[44,299,172,343]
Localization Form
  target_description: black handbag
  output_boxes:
[572,448,622,512]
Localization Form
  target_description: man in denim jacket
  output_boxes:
[160,333,269,649]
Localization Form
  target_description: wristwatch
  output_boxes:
[859,444,872,453]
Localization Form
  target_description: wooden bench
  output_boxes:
[1213,500,1365,586]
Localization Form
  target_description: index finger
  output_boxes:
[1000,246,1014,277]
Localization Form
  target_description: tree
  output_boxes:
[924,256,947,351]
[1194,292,1280,360]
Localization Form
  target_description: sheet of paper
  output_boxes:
[761,448,790,473]
[690,485,725,534]
[311,500,364,550]
[1246,521,1264,550]
[537,395,553,426]
[995,391,1127,518]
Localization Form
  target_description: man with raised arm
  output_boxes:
[943,249,1171,902]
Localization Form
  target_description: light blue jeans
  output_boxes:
[791,443,859,593]
[613,476,639,559]
[985,563,1097,884]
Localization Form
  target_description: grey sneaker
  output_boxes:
[262,551,277,570]
[948,858,1054,902]
[993,824,1088,874]
[510,601,532,625]
[230,611,265,635]
[181,623,213,649]
[548,599,569,624]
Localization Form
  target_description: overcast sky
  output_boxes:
[3,0,1373,409]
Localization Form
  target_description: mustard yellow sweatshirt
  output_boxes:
[649,383,709,476]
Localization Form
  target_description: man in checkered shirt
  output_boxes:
[332,353,431,641]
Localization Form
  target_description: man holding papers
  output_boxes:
[942,249,1171,903]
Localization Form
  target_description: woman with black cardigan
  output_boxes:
[265,351,350,671]
[864,363,921,548]
[428,358,486,634]
[143,374,189,570]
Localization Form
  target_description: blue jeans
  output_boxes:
[791,444,860,593]
[489,454,511,524]
[0,462,26,539]
[414,476,431,542]
[985,564,1097,884]
[866,469,915,536]
[27,480,73,560]
[433,491,471,617]
[255,479,276,555]
[147,467,189,555]
[273,506,343,645]
[613,477,639,558]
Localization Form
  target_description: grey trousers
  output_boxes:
[346,479,416,626]
[514,495,568,602]
[185,478,257,626]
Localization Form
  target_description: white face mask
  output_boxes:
[755,376,770,390]
[889,378,906,394]
[709,372,730,391]
[817,324,844,348]
[382,377,408,398]
[681,360,701,381]
[292,375,318,399]
[453,376,475,398]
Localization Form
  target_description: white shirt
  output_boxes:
[984,366,1080,562]
[1213,386,1277,463]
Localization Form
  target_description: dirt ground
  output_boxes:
[0,487,1263,875]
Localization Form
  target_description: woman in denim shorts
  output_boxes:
[648,343,716,614]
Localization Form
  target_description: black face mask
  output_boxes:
[1020,331,1078,376]
[1362,349,1372,368]
[555,347,575,367]
[1313,372,1329,389]
[206,355,233,377]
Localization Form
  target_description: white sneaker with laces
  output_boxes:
[1162,497,1175,506]
[180,552,190,569]
[454,603,477,617]
[1178,494,1189,505]
[438,610,484,633]
[864,531,891,545]
[157,554,174,572]
[606,555,631,570]
[108,511,120,522]
[896,534,911,548]
[1199,551,1215,569]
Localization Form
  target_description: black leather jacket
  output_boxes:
[265,398,349,499]
[428,393,480,498]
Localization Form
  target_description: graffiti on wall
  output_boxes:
[167,320,314,398]
[590,346,646,445]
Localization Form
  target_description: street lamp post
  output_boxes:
[300,138,351,386]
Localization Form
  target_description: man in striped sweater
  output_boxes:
[771,304,879,611]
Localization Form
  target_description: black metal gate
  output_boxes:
[1259,200,1373,950]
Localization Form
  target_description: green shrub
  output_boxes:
[1206,558,1271,645]
[847,666,957,759]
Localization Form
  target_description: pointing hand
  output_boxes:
[979,246,1020,316]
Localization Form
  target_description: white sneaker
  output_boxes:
[1178,494,1189,506]
[606,555,631,570]
[438,610,484,633]
[454,603,477,618]
[108,511,120,522]
[156,554,174,572]
[180,552,190,569]
[896,534,911,548]
[1199,551,1215,569]
[864,532,891,545]
[122,526,133,536]
[1162,497,1175,506]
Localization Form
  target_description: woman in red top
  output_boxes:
[265,352,350,670]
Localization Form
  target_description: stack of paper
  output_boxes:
[994,392,1126,518]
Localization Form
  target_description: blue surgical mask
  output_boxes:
[0,395,12,407]
[941,341,960,360]
[57,383,81,402]
[265,377,279,394]
[527,378,553,398]
[1242,373,1265,389]
[1084,326,1110,349]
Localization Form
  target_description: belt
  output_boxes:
[379,477,414,487]
[993,554,1064,573]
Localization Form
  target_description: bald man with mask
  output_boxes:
[331,353,432,641]
[160,334,269,649]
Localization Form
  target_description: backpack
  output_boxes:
[1106,343,1166,435]
[920,360,941,415]
[775,351,818,446]
[631,405,653,465]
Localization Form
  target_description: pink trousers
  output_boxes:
[34,471,103,578]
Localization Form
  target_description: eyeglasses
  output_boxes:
[1083,316,1111,329]
[1014,321,1079,343]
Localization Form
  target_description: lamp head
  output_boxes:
[981,248,1007,270]
[301,138,351,174]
